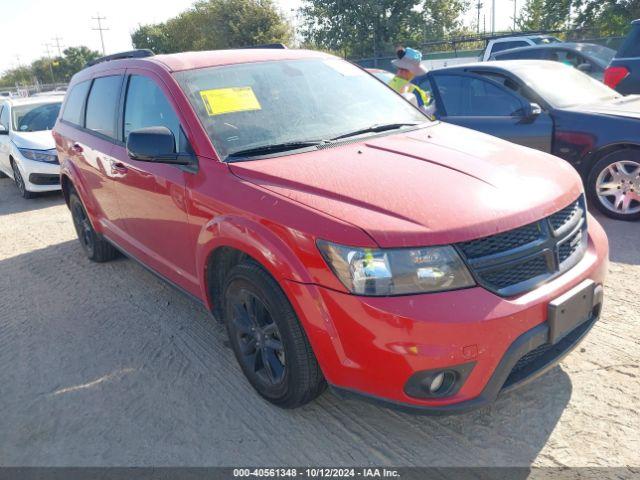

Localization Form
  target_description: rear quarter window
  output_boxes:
[61,81,90,126]
[85,75,122,139]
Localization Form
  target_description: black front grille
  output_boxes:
[481,255,548,289]
[456,196,587,297]
[458,223,541,259]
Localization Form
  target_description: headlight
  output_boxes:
[317,240,475,296]
[18,148,58,163]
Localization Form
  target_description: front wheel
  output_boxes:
[587,150,640,221]
[11,160,35,199]
[223,261,326,408]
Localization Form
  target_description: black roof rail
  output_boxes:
[86,49,154,68]
[239,43,287,49]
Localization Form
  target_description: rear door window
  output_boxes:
[61,80,90,126]
[85,75,122,139]
[433,74,522,116]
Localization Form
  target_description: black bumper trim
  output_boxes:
[331,284,603,416]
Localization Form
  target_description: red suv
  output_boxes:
[53,48,609,413]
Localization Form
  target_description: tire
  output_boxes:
[587,149,640,221]
[69,191,119,262]
[11,160,36,199]
[223,261,326,408]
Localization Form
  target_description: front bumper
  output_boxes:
[283,214,609,413]
[14,155,60,192]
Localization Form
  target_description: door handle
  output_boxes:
[111,161,129,175]
[72,143,83,153]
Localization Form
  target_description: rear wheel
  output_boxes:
[223,261,326,408]
[11,160,35,199]
[587,150,640,221]
[69,191,119,262]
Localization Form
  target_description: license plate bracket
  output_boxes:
[548,280,595,344]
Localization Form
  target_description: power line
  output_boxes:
[91,13,109,55]
[43,43,56,83]
[52,36,65,57]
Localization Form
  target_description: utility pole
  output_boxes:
[476,0,483,34]
[43,43,56,83]
[491,0,496,34]
[512,0,517,31]
[52,36,64,57]
[91,13,109,55]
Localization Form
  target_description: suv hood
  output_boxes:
[11,130,55,150]
[568,95,640,119]
[230,123,583,247]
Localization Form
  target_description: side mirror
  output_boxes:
[0,124,8,135]
[577,63,592,73]
[519,102,542,119]
[126,126,192,165]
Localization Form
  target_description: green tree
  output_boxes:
[131,0,293,54]
[571,0,639,36]
[516,0,571,31]
[423,0,470,40]
[0,46,100,87]
[299,0,469,58]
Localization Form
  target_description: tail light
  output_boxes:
[604,66,630,89]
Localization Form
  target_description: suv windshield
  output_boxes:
[175,58,428,160]
[12,102,61,132]
[513,63,620,108]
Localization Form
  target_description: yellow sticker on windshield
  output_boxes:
[199,87,261,116]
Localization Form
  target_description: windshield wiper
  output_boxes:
[330,122,422,141]
[225,140,327,161]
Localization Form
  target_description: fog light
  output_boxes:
[429,372,445,393]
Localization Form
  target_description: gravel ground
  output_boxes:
[0,177,638,468]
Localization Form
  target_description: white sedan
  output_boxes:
[0,96,62,198]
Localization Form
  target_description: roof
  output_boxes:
[83,48,335,74]
[430,59,561,72]
[491,34,555,41]
[492,42,613,56]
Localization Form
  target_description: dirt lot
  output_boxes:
[0,177,638,468]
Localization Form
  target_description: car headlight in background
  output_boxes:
[18,148,58,163]
[317,240,475,296]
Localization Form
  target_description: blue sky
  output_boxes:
[0,0,521,75]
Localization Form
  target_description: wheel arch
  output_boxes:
[197,215,315,318]
[583,142,640,178]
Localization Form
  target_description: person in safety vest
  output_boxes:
[388,47,431,111]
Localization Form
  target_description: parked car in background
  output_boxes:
[491,43,616,81]
[414,60,640,220]
[0,96,62,198]
[0,91,13,98]
[53,49,608,413]
[604,19,640,94]
[481,34,559,61]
